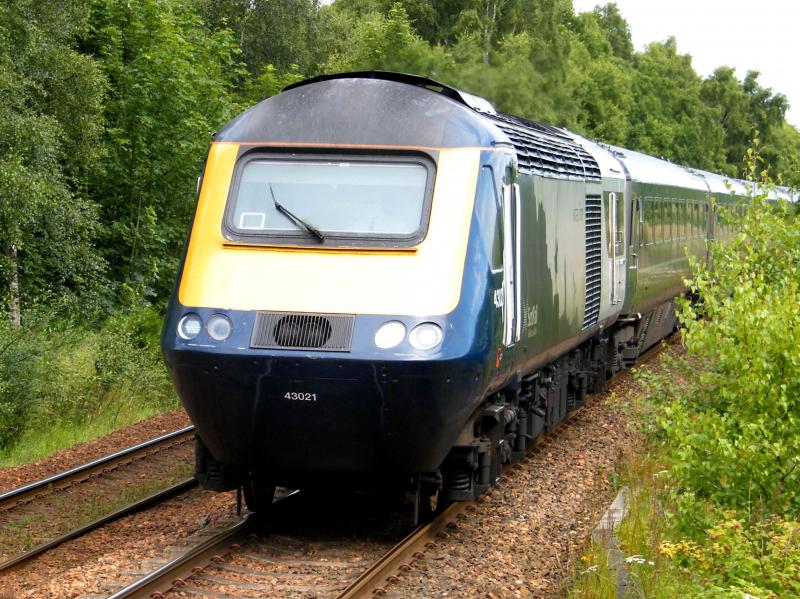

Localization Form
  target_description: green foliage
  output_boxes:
[628,147,800,594]
[0,0,107,319]
[661,179,800,518]
[197,0,323,76]
[701,68,790,179]
[567,10,632,144]
[662,517,800,598]
[0,306,175,452]
[240,64,305,105]
[628,38,723,170]
[763,123,800,188]
[321,3,451,75]
[84,0,242,304]
[591,3,633,62]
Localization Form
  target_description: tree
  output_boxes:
[763,123,800,188]
[567,10,633,145]
[701,68,790,177]
[0,0,106,325]
[197,0,322,77]
[591,2,633,62]
[627,38,723,170]
[83,0,241,304]
[320,3,451,75]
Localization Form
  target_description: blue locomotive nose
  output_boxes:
[162,308,489,488]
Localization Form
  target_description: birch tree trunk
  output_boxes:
[7,243,20,328]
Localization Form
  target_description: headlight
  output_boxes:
[374,321,406,349]
[408,322,443,350]
[177,313,202,340]
[206,314,233,341]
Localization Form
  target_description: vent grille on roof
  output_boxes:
[583,195,602,329]
[488,112,601,181]
[251,312,354,351]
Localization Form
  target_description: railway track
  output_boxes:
[105,404,596,598]
[0,426,195,511]
[0,426,197,575]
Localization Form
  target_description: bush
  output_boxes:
[645,171,800,520]
[661,516,800,598]
[0,319,41,447]
[0,305,175,453]
[635,159,800,595]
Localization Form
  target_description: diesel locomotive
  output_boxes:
[161,71,791,515]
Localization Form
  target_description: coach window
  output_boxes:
[694,203,701,237]
[475,166,503,271]
[685,202,691,238]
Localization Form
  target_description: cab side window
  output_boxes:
[475,166,504,271]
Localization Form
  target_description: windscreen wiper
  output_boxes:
[269,184,325,243]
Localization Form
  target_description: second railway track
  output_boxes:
[0,426,197,575]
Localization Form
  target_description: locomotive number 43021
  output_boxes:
[284,392,317,401]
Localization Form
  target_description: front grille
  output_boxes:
[583,195,602,329]
[251,312,355,351]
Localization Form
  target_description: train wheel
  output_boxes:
[243,479,275,513]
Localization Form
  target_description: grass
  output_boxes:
[568,449,706,599]
[0,399,174,468]
[0,306,179,469]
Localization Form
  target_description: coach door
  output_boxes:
[501,182,522,347]
[609,190,626,304]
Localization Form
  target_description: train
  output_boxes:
[161,71,797,518]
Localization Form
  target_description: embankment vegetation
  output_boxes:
[1,1,799,464]
[571,158,800,597]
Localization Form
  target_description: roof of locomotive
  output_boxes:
[214,72,507,148]
[217,71,792,195]
[215,72,602,181]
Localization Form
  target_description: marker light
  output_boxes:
[408,322,443,350]
[207,314,233,341]
[178,313,202,340]
[374,321,406,349]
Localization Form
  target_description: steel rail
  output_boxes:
[107,514,257,599]
[0,477,198,575]
[0,425,195,510]
[336,501,469,598]
[107,491,299,599]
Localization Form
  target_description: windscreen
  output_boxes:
[227,159,429,240]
